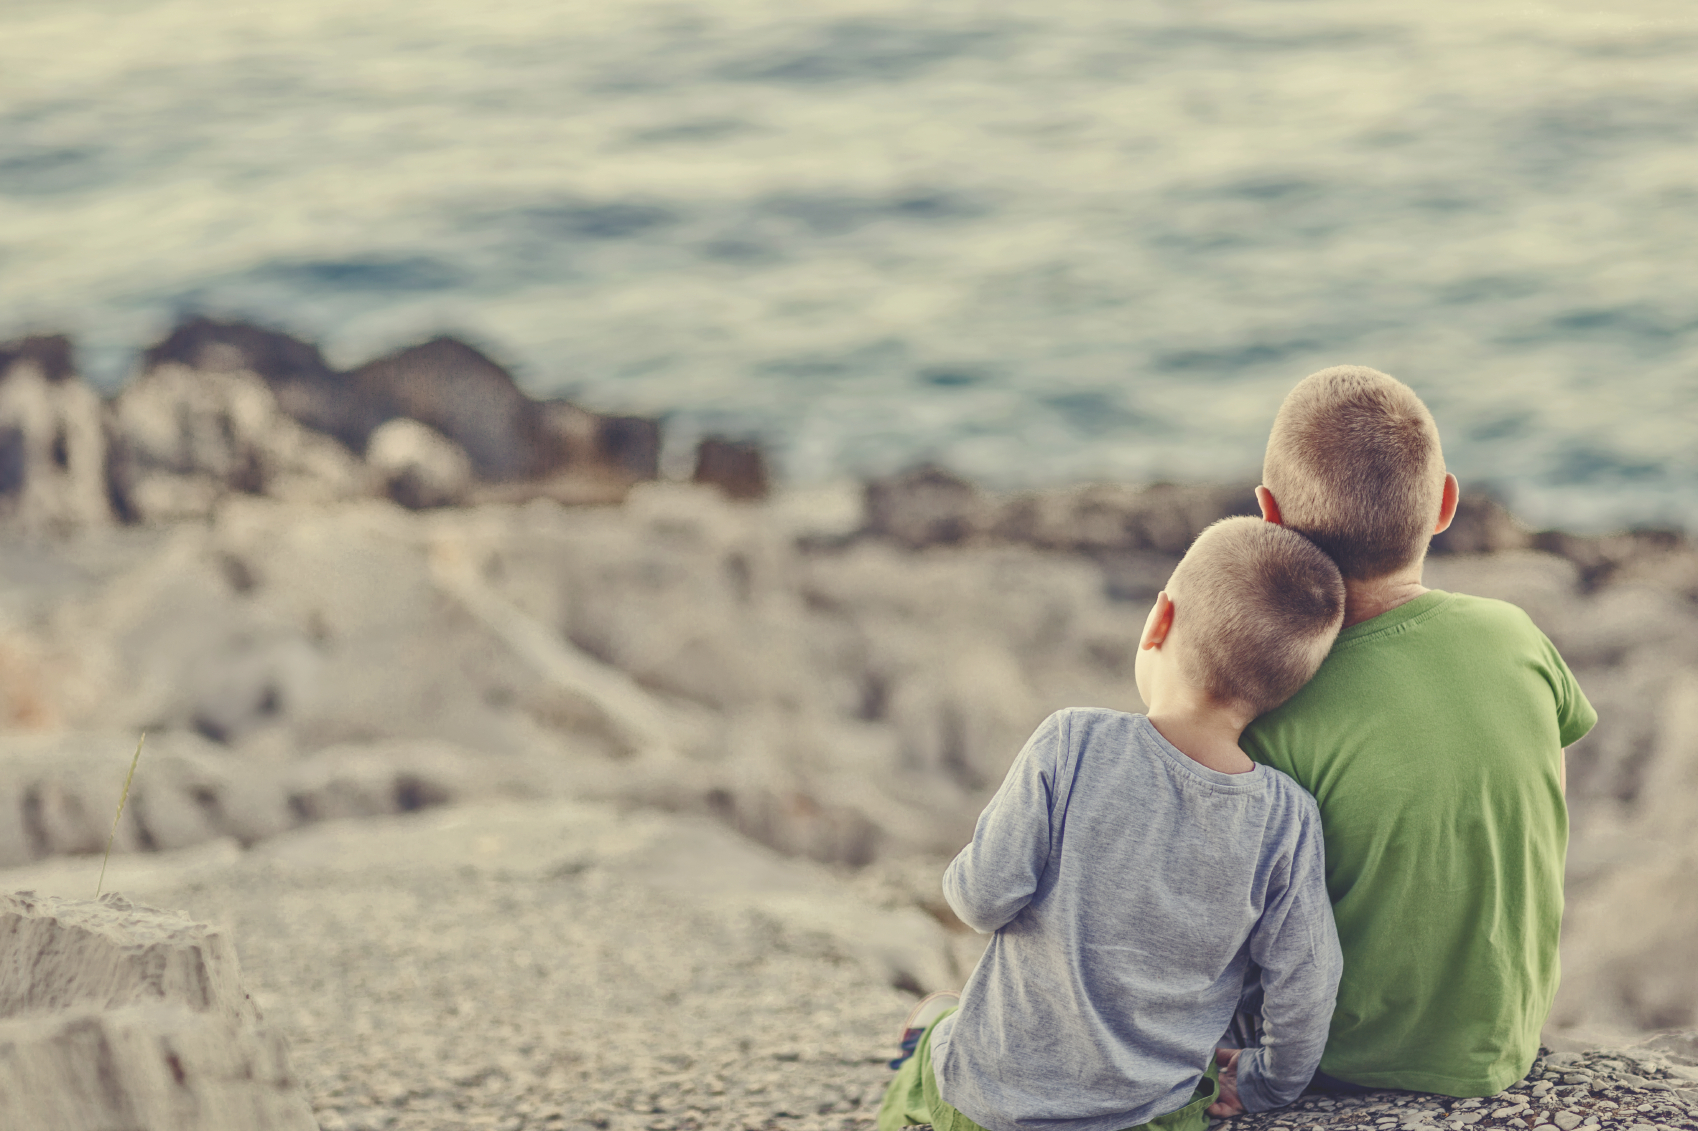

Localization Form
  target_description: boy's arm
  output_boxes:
[941,711,1066,934]
[1233,803,1344,1112]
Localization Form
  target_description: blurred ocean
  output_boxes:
[2,0,1695,531]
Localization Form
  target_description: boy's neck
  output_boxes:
[1145,700,1258,775]
[1342,564,1430,628]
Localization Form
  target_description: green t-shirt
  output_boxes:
[1242,590,1596,1097]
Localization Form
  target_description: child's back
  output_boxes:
[937,707,1335,1131]
[882,517,1350,1131]
[1244,367,1596,1096]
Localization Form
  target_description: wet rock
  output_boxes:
[142,316,389,452]
[0,891,315,1130]
[346,337,541,482]
[694,437,770,501]
[0,335,112,530]
[365,418,474,509]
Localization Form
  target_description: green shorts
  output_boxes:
[876,1010,1221,1131]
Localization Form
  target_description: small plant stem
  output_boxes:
[95,732,146,900]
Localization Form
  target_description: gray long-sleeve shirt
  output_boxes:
[932,709,1342,1131]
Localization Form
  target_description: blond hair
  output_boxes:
[1263,366,1445,580]
[1168,517,1345,715]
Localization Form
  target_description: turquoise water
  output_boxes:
[2,0,1695,530]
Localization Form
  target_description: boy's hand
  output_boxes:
[1207,1048,1246,1118]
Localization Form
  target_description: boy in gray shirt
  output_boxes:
[879,517,1347,1131]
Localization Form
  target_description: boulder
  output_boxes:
[693,437,770,501]
[142,317,388,452]
[0,891,315,1130]
[364,418,473,509]
[346,337,540,482]
[348,338,664,490]
[0,335,113,530]
[106,364,367,522]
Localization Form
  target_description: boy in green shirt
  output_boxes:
[1229,366,1596,1100]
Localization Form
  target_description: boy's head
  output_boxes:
[1144,516,1346,717]
[1262,365,1451,581]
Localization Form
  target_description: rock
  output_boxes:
[1531,528,1692,593]
[365,418,474,509]
[0,891,315,1130]
[347,337,664,492]
[533,400,660,482]
[107,364,367,521]
[992,481,1260,555]
[864,464,984,547]
[694,437,770,501]
[0,890,255,1022]
[281,740,474,823]
[141,316,389,452]
[1431,493,1533,556]
[346,337,541,482]
[0,335,112,530]
[0,1003,315,1131]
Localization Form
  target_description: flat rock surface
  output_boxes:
[2,801,941,1131]
[5,801,1697,1131]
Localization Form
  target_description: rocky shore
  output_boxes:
[3,319,1698,1128]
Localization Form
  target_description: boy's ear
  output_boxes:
[1256,486,1284,525]
[1432,473,1460,534]
[1140,592,1175,650]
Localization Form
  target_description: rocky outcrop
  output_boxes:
[346,337,541,481]
[344,336,659,489]
[60,319,674,521]
[0,891,316,1130]
[141,316,389,452]
[0,335,112,530]
[106,363,368,521]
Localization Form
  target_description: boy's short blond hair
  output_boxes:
[1169,517,1345,715]
[1263,366,1445,580]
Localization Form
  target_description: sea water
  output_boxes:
[2,0,1694,531]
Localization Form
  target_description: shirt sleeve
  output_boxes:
[1233,797,1344,1113]
[940,710,1066,934]
[1538,631,1597,748]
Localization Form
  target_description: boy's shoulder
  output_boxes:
[1323,589,1554,668]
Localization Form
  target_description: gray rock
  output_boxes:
[140,316,389,453]
[0,891,314,1130]
[345,337,540,482]
[107,363,367,521]
[365,417,474,509]
[0,335,112,531]
[0,891,253,1023]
